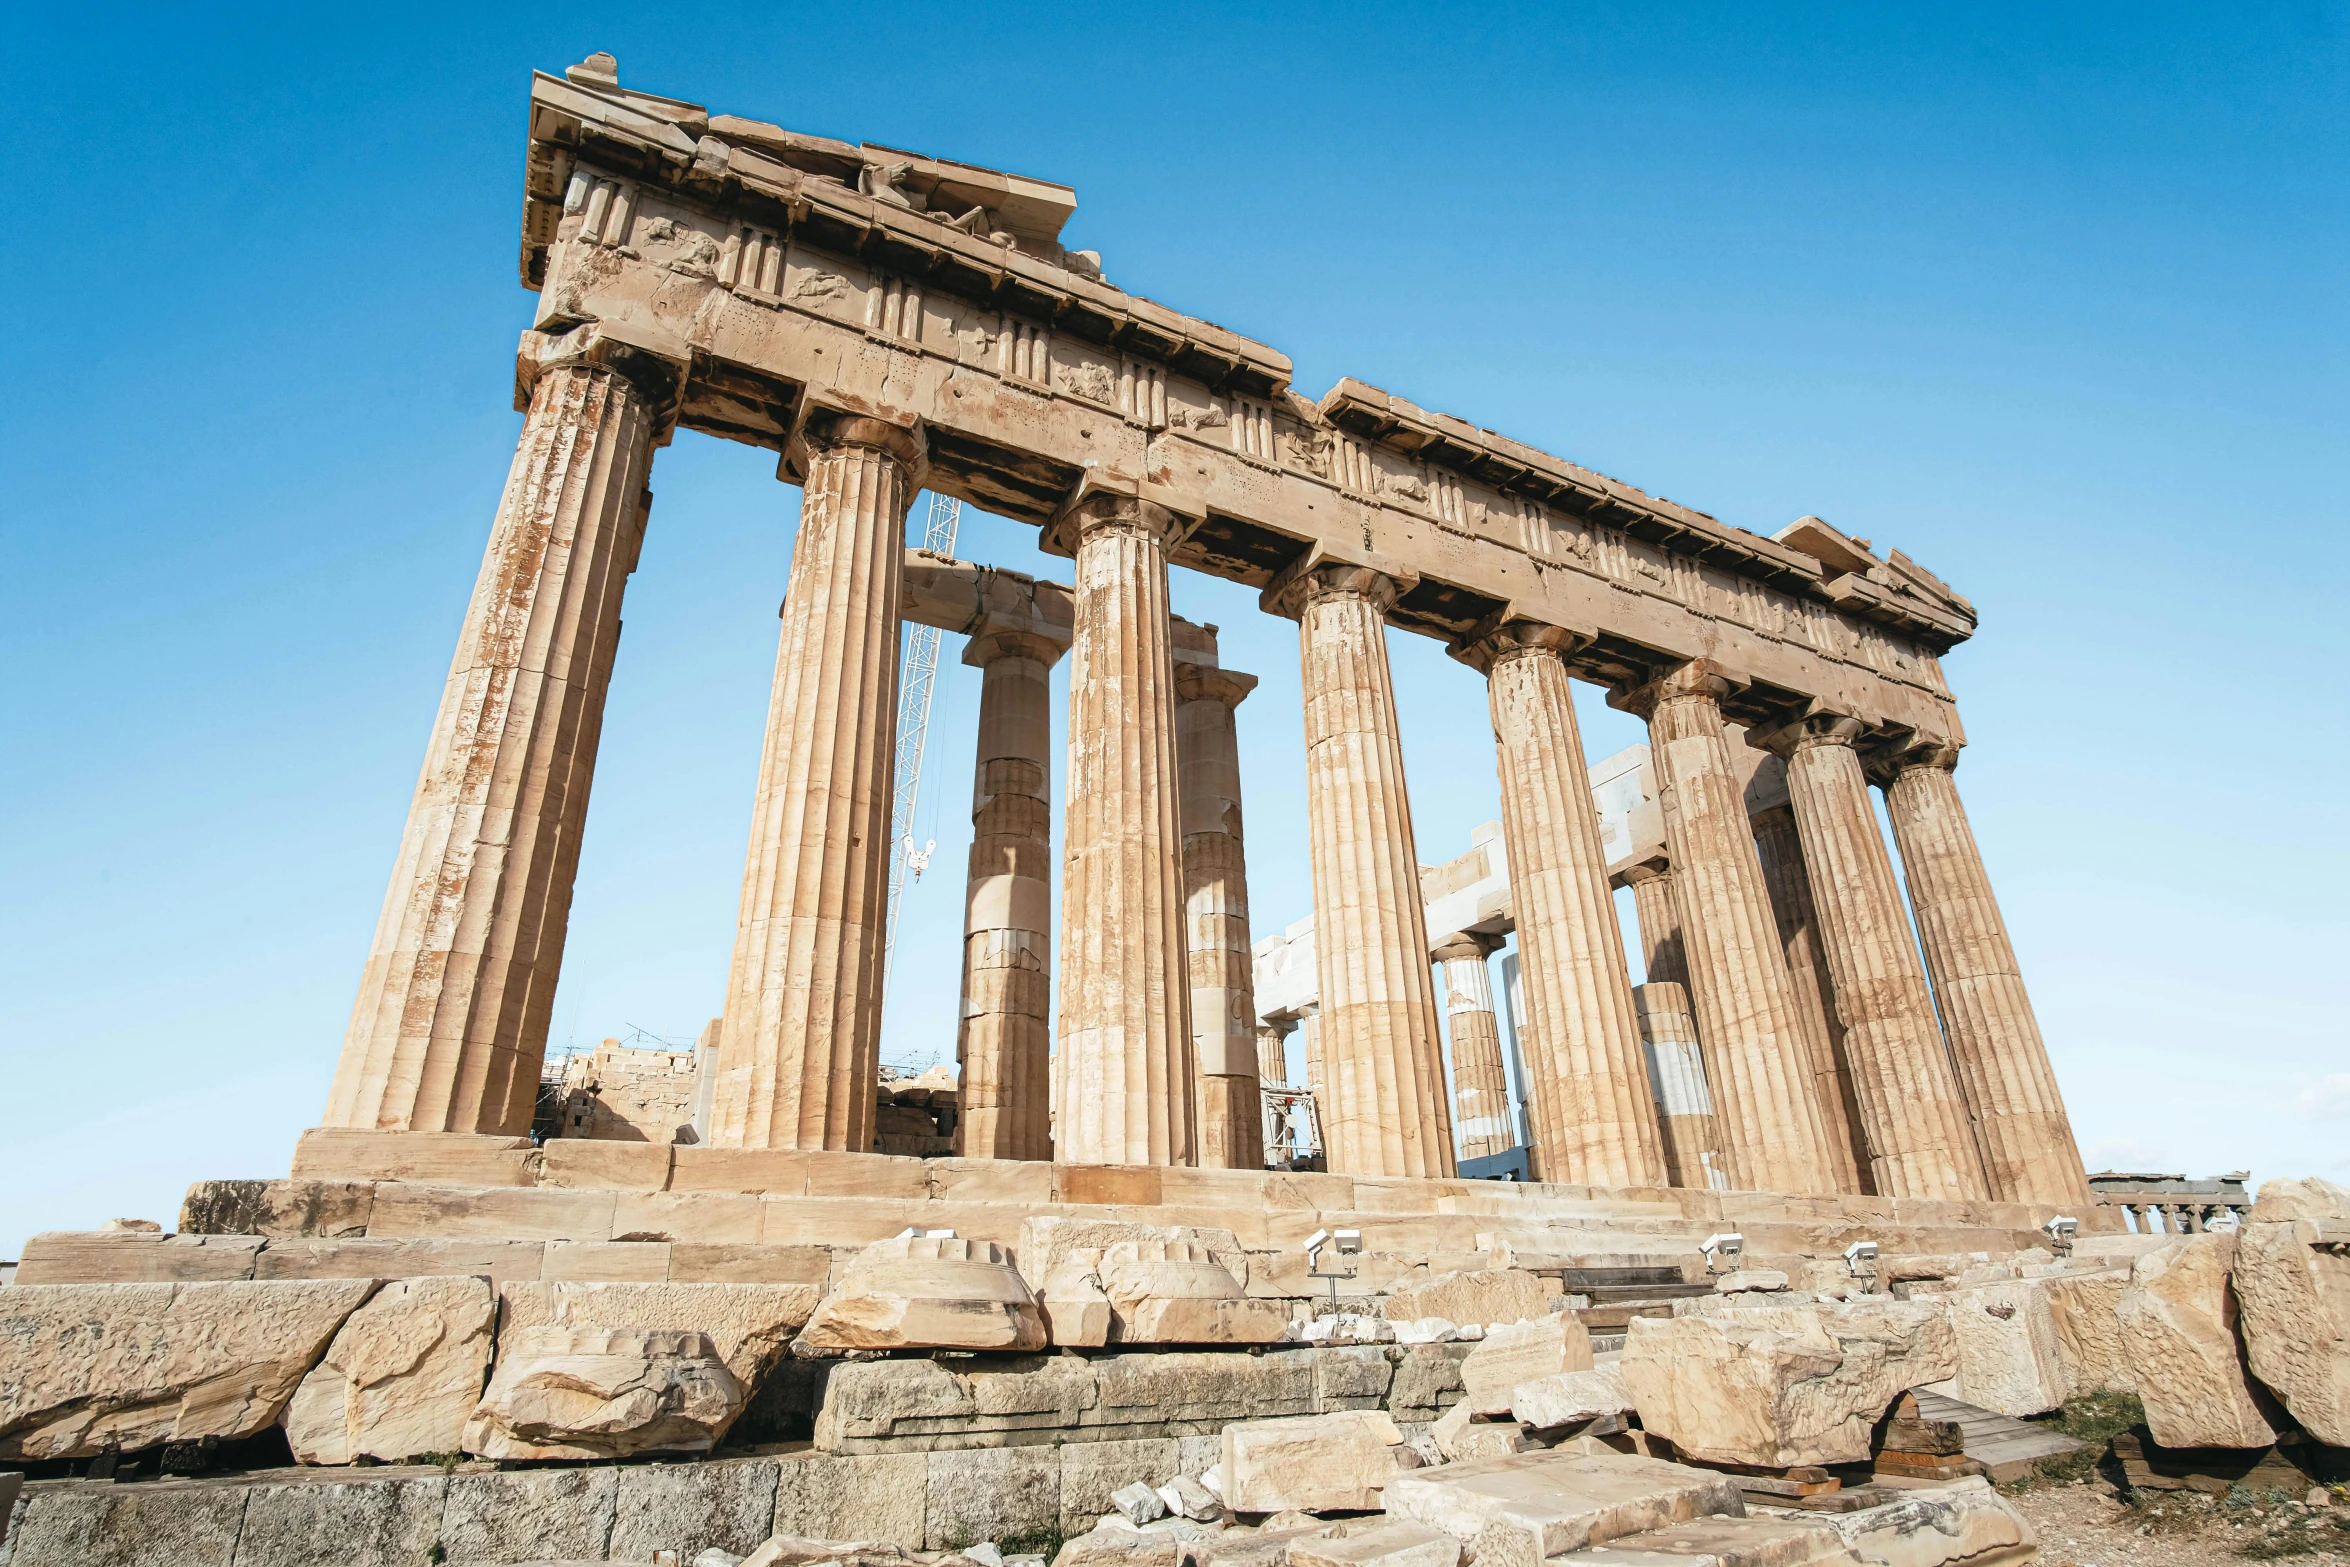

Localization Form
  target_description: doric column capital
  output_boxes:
[1261,559,1405,621]
[961,612,1070,671]
[513,322,688,438]
[1613,851,1672,891]
[1430,929,1504,964]
[1048,488,1192,554]
[800,407,926,470]
[1607,658,1739,720]
[1451,616,1588,676]
[1173,662,1258,709]
[1751,711,1867,759]
[1864,739,1963,788]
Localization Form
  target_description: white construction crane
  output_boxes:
[882,491,962,992]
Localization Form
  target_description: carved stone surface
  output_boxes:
[1220,1410,1404,1512]
[1458,1315,1595,1416]
[0,1279,374,1460]
[282,1274,495,1463]
[1879,748,2091,1208]
[712,415,920,1151]
[1771,719,1983,1201]
[1096,1240,1289,1344]
[1927,1278,2067,1417]
[1462,626,1663,1189]
[1282,566,1453,1178]
[1056,496,1195,1167]
[2232,1177,2350,1445]
[1618,664,1833,1196]
[1382,1269,1548,1335]
[2114,1235,2278,1450]
[328,346,660,1136]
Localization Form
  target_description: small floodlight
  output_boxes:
[1700,1232,1744,1274]
[896,1227,921,1239]
[2042,1216,2078,1255]
[1843,1240,1879,1277]
[1332,1229,1363,1256]
[1302,1227,1332,1256]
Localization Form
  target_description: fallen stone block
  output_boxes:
[1298,1314,1394,1346]
[0,1278,374,1460]
[1159,1474,1224,1521]
[497,1279,822,1391]
[1053,1526,1187,1567]
[1621,1301,1955,1468]
[1820,1475,2035,1567]
[2042,1268,2134,1398]
[283,1273,495,1463]
[1391,1318,1460,1345]
[1381,1269,1548,1329]
[1221,1410,1405,1513]
[12,1229,265,1284]
[1927,1278,2067,1417]
[1114,1480,1169,1524]
[1711,1269,1791,1295]
[1035,1262,1115,1348]
[1509,1362,1632,1431]
[462,1325,746,1459]
[1430,1400,1534,1461]
[802,1235,1047,1352]
[1287,1520,1461,1567]
[2116,1234,2279,1450]
[2232,1175,2350,1446]
[1383,1449,1742,1566]
[1099,1241,1290,1344]
[1573,1510,1844,1565]
[1458,1315,1594,1416]
[742,1533,917,1567]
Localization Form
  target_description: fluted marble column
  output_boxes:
[1177,661,1264,1170]
[1769,717,1985,1200]
[1271,565,1454,1176]
[1621,858,1690,990]
[1433,932,1515,1161]
[1612,662,1834,1195]
[328,333,674,1135]
[1055,495,1195,1166]
[1749,796,1871,1196]
[954,619,1068,1160]
[1879,745,2092,1207]
[710,414,922,1151]
[1632,981,1726,1190]
[1461,624,1666,1187]
[1299,1004,1324,1101]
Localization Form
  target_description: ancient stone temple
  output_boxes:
[15,56,2240,1567]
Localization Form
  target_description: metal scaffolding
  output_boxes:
[882,492,963,992]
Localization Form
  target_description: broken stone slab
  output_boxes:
[2115,1234,2279,1450]
[1298,1314,1395,1346]
[12,1229,266,1284]
[1570,1509,1844,1565]
[1620,1300,1955,1468]
[462,1325,747,1460]
[2233,1175,2350,1445]
[1508,1362,1632,1431]
[1711,1269,1791,1295]
[1383,1449,1742,1565]
[1287,1520,1461,1567]
[1035,1262,1115,1348]
[1053,1525,1187,1567]
[283,1274,496,1463]
[801,1235,1047,1352]
[1923,1278,2067,1417]
[1391,1318,1460,1345]
[1429,1401,1533,1462]
[1458,1315,1594,1416]
[1380,1269,1548,1329]
[741,1533,916,1567]
[0,1278,375,1460]
[1098,1241,1291,1344]
[1158,1474,1224,1521]
[1221,1410,1405,1513]
[1817,1475,2035,1567]
[1020,1216,1250,1290]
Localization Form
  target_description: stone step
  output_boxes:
[1558,1509,1847,1564]
[1384,1448,1745,1559]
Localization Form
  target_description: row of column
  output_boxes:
[327,340,2084,1204]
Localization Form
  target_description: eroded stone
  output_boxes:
[463,1325,746,1459]
[802,1235,1046,1352]
[283,1274,494,1463]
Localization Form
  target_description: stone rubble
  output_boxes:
[2114,1233,2279,1449]
[1221,1411,1409,1513]
[461,1325,746,1459]
[801,1234,1047,1353]
[2230,1175,2350,1445]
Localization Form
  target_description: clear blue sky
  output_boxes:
[3,4,2343,1254]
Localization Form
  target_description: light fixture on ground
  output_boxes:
[1843,1239,1878,1278]
[2041,1215,2077,1256]
[1304,1227,1363,1309]
[1700,1232,1743,1274]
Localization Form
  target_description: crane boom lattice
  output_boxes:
[882,492,962,990]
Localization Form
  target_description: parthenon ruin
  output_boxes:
[18,56,2350,1567]
[320,53,2089,1211]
